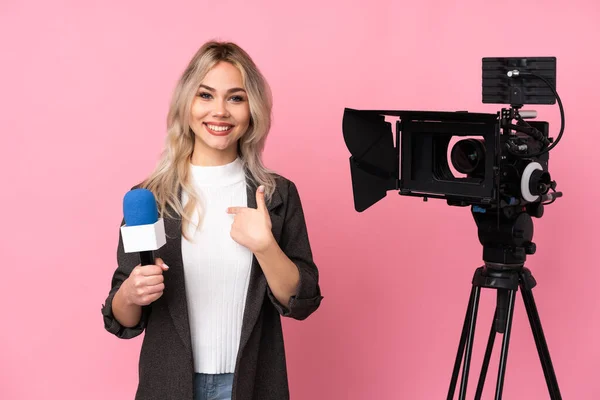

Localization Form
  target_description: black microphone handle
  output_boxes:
[139,251,155,266]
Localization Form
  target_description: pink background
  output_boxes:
[2,0,599,398]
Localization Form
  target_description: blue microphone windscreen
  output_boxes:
[123,188,159,226]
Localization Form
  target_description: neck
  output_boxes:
[191,142,239,166]
[192,153,237,167]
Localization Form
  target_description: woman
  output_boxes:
[101,41,323,400]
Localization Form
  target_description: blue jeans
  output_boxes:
[194,373,234,400]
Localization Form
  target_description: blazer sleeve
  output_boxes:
[100,218,152,339]
[267,181,323,320]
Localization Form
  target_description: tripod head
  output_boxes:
[473,205,538,269]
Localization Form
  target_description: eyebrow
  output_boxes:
[198,84,246,94]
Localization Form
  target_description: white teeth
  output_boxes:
[207,124,232,132]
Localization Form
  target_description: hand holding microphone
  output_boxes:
[120,188,169,306]
[113,188,168,327]
[121,259,169,306]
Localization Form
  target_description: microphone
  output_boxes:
[121,188,167,266]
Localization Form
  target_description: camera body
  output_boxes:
[342,57,561,215]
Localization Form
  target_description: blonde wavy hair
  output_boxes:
[140,41,277,240]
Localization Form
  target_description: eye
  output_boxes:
[229,95,246,103]
[198,92,212,99]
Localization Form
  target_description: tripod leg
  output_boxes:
[458,286,481,400]
[520,274,562,399]
[494,289,517,400]
[474,310,497,400]
[447,287,475,400]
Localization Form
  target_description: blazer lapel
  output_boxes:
[237,179,283,356]
[159,209,192,356]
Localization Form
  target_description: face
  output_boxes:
[189,61,251,165]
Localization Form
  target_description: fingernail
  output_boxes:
[162,263,169,270]
[258,185,265,193]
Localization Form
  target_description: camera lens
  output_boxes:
[451,139,485,175]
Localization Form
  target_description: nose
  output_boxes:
[213,99,230,118]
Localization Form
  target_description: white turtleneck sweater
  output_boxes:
[181,157,253,374]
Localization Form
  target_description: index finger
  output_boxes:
[139,264,165,276]
[226,206,247,214]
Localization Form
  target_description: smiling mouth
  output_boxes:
[204,123,234,135]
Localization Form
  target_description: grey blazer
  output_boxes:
[101,175,323,400]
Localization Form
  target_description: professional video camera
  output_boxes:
[342,57,565,399]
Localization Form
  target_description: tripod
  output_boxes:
[447,207,562,400]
